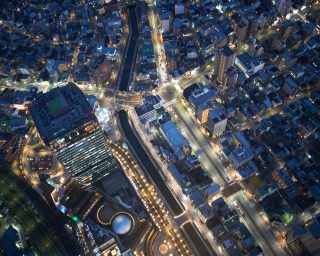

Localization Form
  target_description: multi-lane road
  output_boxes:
[145,3,289,253]
[167,94,288,256]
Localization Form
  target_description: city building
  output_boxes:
[235,52,265,78]
[159,120,191,160]
[197,102,211,125]
[185,186,205,207]
[233,20,248,42]
[206,107,228,137]
[2,0,320,254]
[213,46,236,86]
[169,165,191,189]
[135,95,164,129]
[29,83,118,186]
[229,146,254,168]
[188,86,215,113]
[202,183,221,201]
[197,203,215,226]
[160,11,171,34]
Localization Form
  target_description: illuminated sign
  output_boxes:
[159,244,169,255]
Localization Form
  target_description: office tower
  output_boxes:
[276,0,291,16]
[213,46,235,85]
[29,83,118,186]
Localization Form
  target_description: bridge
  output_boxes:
[100,88,142,109]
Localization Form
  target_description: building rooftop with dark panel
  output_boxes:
[29,83,119,186]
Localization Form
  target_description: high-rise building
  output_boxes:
[29,83,118,186]
[275,0,291,16]
[213,46,236,85]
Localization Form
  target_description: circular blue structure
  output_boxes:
[111,213,133,235]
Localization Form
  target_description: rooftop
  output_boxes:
[189,86,216,109]
[29,83,96,144]
[160,120,187,154]
[111,213,133,235]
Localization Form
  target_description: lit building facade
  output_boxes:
[206,106,228,137]
[29,83,118,186]
[197,102,211,125]
[213,46,235,85]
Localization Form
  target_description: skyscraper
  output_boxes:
[29,83,118,186]
[213,46,236,86]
